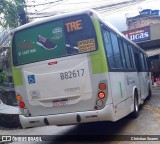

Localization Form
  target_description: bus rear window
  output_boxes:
[12,14,97,66]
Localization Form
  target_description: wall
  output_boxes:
[127,17,160,30]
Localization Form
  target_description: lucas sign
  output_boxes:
[123,27,150,43]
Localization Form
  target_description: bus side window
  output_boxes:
[102,28,116,68]
[118,39,126,69]
[110,33,123,69]
[123,41,132,70]
[139,52,146,71]
[102,28,123,69]
[134,51,141,72]
[128,44,136,70]
[143,54,149,72]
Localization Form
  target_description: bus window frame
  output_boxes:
[101,25,124,72]
[139,52,146,72]
[127,43,137,71]
[142,53,149,72]
[118,38,137,72]
[118,38,127,70]
[133,48,142,72]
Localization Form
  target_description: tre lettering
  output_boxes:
[65,20,82,32]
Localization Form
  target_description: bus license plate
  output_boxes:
[53,99,68,107]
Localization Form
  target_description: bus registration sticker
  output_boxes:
[53,99,68,107]
[77,38,96,53]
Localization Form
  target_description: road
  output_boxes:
[0,87,160,144]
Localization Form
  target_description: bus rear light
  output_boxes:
[96,99,103,107]
[99,83,106,91]
[16,95,22,101]
[19,101,25,108]
[98,92,105,99]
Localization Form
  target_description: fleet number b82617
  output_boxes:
[60,69,84,80]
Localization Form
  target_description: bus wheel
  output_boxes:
[131,93,139,118]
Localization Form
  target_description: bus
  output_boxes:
[11,9,151,128]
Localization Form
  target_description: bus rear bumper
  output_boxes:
[19,104,114,128]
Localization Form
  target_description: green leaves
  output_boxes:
[0,0,26,28]
[0,69,8,86]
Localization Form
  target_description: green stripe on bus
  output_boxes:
[90,19,108,74]
[12,66,23,86]
[119,82,123,97]
[10,40,23,86]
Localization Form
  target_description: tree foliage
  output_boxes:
[0,69,8,86]
[0,0,26,28]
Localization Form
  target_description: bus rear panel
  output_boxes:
[11,11,113,127]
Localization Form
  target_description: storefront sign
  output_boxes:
[123,27,150,43]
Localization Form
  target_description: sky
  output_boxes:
[25,0,160,31]
[104,0,160,31]
[1,0,159,47]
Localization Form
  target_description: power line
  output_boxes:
[26,0,145,19]
[27,0,127,15]
[26,0,64,7]
[34,0,68,13]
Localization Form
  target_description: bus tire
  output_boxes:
[131,93,139,119]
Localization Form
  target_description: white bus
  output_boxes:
[11,9,151,128]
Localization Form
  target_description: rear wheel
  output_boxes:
[131,93,139,118]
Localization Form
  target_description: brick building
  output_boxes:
[126,9,160,30]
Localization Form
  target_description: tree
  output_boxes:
[0,0,27,28]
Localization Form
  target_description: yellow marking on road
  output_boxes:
[142,105,160,135]
[143,105,160,124]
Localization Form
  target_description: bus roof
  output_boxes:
[12,9,98,33]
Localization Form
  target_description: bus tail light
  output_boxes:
[19,101,25,108]
[16,94,25,108]
[98,92,105,99]
[99,83,106,91]
[16,95,22,101]
[95,81,108,109]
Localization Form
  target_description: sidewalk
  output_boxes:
[152,85,160,90]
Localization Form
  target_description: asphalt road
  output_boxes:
[0,87,160,144]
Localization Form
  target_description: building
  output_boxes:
[126,9,160,30]
[123,9,160,85]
